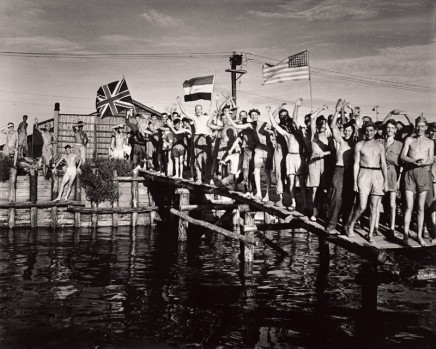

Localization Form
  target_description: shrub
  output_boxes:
[79,159,134,205]
[0,155,13,182]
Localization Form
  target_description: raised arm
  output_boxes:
[381,110,395,125]
[331,99,345,143]
[177,96,194,119]
[267,106,287,137]
[310,105,328,141]
[293,98,303,127]
[227,111,252,130]
[207,112,224,131]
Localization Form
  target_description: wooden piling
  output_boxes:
[29,169,37,204]
[91,201,97,228]
[51,172,59,200]
[112,170,119,227]
[74,174,81,228]
[241,212,255,263]
[131,171,138,227]
[8,168,17,229]
[175,188,190,241]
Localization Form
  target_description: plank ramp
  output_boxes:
[140,170,436,260]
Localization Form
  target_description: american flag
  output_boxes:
[96,78,134,118]
[262,50,310,85]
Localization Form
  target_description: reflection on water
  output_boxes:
[0,226,434,349]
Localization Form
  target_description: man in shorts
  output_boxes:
[177,97,211,183]
[53,145,81,202]
[1,122,18,159]
[345,121,388,243]
[109,124,130,160]
[17,115,28,157]
[401,116,434,246]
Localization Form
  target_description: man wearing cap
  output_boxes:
[35,119,56,176]
[326,100,357,234]
[73,121,88,164]
[345,120,388,243]
[1,122,18,159]
[401,116,434,246]
[109,124,130,160]
[177,97,211,183]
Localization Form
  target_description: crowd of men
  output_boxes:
[115,96,435,246]
[2,97,435,245]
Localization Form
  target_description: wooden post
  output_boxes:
[29,169,37,204]
[112,170,119,227]
[8,168,17,229]
[53,103,59,156]
[51,172,59,200]
[241,212,255,263]
[176,188,190,241]
[131,171,138,227]
[74,175,81,228]
[51,206,58,229]
[30,168,38,228]
[232,209,240,231]
[91,201,97,228]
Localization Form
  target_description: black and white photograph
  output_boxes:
[0,1,435,348]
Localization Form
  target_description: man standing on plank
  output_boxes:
[401,116,434,246]
[345,121,388,243]
[53,145,82,202]
[177,97,211,183]
[35,119,56,176]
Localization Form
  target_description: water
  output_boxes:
[0,226,435,349]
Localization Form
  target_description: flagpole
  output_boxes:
[307,49,313,112]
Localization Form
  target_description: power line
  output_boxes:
[0,98,94,110]
[245,53,436,93]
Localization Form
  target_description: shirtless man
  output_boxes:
[1,122,18,160]
[53,145,82,202]
[326,100,356,234]
[345,121,388,243]
[401,116,434,246]
[177,97,211,183]
[306,105,331,221]
[72,121,88,164]
[228,108,273,201]
[268,99,307,210]
[17,115,28,157]
[109,124,129,160]
[35,119,56,176]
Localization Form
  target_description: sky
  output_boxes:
[0,0,435,143]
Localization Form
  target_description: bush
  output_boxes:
[79,159,134,205]
[0,155,13,182]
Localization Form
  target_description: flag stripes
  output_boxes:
[262,51,310,85]
[183,75,215,102]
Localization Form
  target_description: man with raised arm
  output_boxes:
[177,97,211,183]
[401,116,434,246]
[326,99,357,234]
[35,119,56,176]
[345,121,388,243]
[268,99,307,210]
[227,108,273,201]
[109,124,130,160]
[305,105,331,221]
[1,122,18,159]
[72,121,88,164]
[53,145,81,202]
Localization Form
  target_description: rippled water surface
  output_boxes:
[0,226,435,349]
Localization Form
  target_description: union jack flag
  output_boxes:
[96,78,134,118]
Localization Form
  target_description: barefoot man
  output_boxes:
[401,116,434,246]
[73,121,88,164]
[346,121,388,243]
[54,145,82,202]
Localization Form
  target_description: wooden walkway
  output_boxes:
[140,170,436,265]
